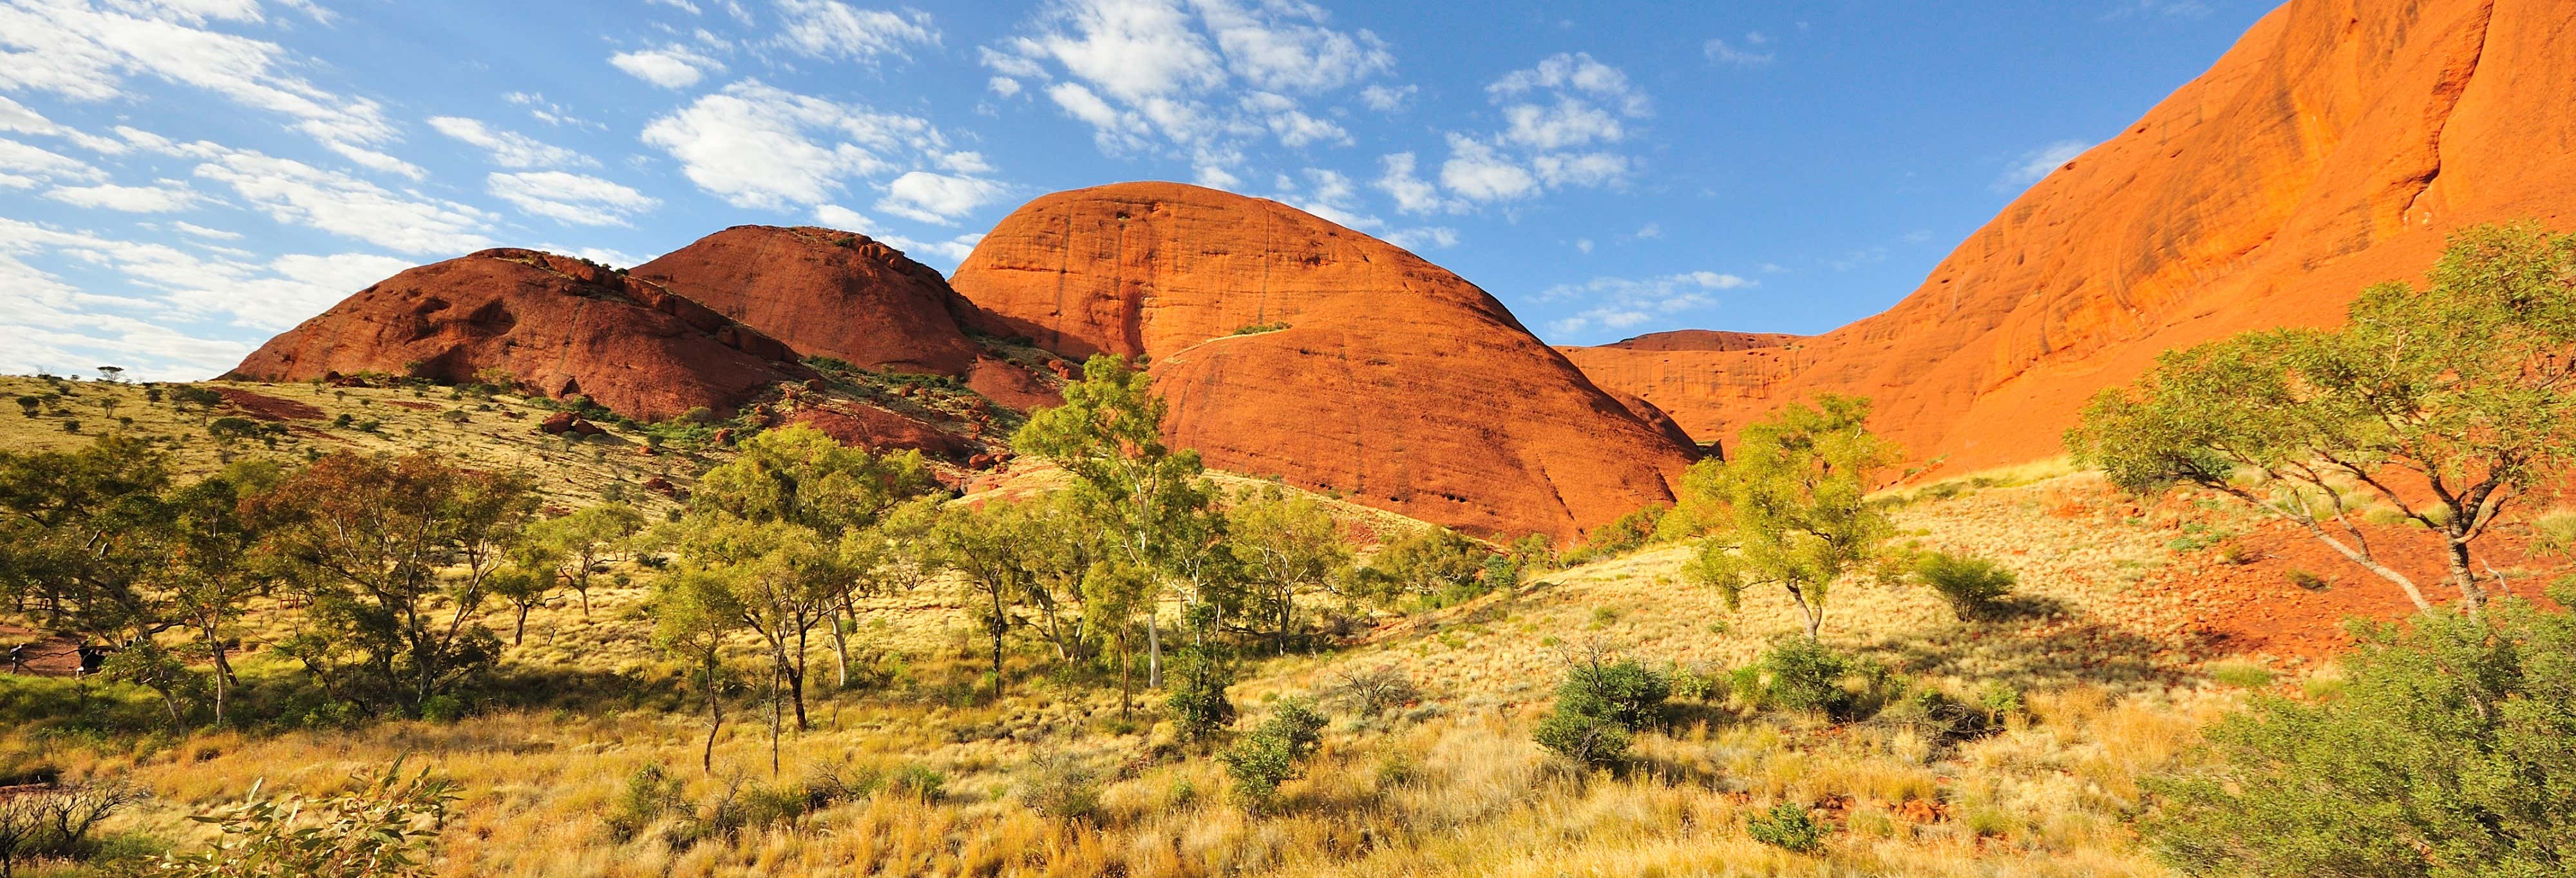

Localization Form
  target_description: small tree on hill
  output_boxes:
[1682,396,1902,640]
[2070,222,2576,615]
[1014,354,1222,691]
[1227,485,1351,655]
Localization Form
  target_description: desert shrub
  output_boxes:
[2284,568,2329,591]
[1562,504,1667,566]
[1164,645,1237,746]
[1220,699,1328,811]
[1017,752,1101,821]
[1321,665,1419,716]
[2206,661,2273,689]
[147,761,454,878]
[605,764,685,843]
[1354,528,1491,607]
[1533,654,1669,767]
[889,764,945,800]
[1913,550,2018,619]
[1745,639,1899,721]
[2146,596,2576,877]
[1746,801,1830,854]
[0,780,138,874]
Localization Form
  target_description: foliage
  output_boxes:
[1017,752,1102,822]
[1355,527,1492,607]
[1744,638,1896,720]
[1321,665,1419,716]
[2146,596,2576,877]
[1227,484,1351,654]
[1164,640,1237,746]
[1682,396,1903,639]
[1532,651,1669,767]
[0,780,138,877]
[1220,698,1328,811]
[1745,802,1830,855]
[149,761,457,878]
[2070,222,2576,613]
[250,452,536,718]
[1912,550,2018,619]
[1562,503,1667,566]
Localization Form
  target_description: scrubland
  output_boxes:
[0,447,2309,877]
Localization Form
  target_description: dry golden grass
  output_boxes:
[0,374,701,513]
[3,446,2282,876]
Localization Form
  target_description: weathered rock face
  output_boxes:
[952,182,1698,541]
[1566,0,2576,477]
[630,225,982,375]
[232,249,808,421]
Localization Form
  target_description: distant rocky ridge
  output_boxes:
[1562,0,2576,476]
[952,182,1700,540]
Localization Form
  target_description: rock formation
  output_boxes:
[231,249,807,421]
[1564,0,2576,477]
[952,182,1698,541]
[629,225,981,375]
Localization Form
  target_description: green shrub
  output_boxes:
[1017,752,1101,821]
[1913,550,2017,619]
[1164,645,1236,746]
[1745,801,1829,854]
[1220,699,1328,811]
[2146,596,2576,877]
[147,761,453,878]
[1532,654,1669,766]
[1745,639,1899,721]
[889,764,945,800]
[605,764,684,843]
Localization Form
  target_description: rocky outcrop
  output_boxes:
[1564,0,2576,477]
[231,249,807,421]
[630,225,982,374]
[952,182,1698,541]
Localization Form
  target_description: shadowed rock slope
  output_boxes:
[232,249,809,421]
[1565,0,2576,477]
[952,181,1698,541]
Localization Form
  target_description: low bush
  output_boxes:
[1533,653,1669,766]
[2147,596,2576,876]
[1220,699,1328,811]
[1913,551,2018,619]
[1746,801,1830,854]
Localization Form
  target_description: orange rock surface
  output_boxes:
[952,182,1698,541]
[630,225,981,375]
[232,249,807,421]
[1564,0,2576,477]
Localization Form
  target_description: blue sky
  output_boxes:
[0,0,2269,380]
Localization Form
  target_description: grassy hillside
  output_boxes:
[1,460,2420,878]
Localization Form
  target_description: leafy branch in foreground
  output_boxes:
[150,761,457,878]
[2070,222,2576,614]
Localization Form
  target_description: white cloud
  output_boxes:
[2106,1,2212,19]
[641,79,958,211]
[1542,271,1754,338]
[44,180,202,212]
[505,91,605,129]
[1575,238,1593,254]
[1704,32,1775,66]
[1501,97,1625,150]
[0,216,419,378]
[0,136,105,188]
[1357,83,1413,113]
[1430,53,1651,205]
[1489,52,1649,116]
[1374,151,1461,215]
[1193,164,1240,189]
[0,1,412,173]
[988,75,1022,97]
[1996,138,2093,191]
[488,171,659,227]
[1384,226,1457,251]
[179,145,495,256]
[172,220,240,240]
[991,0,1394,163]
[875,170,1006,224]
[611,44,726,89]
[811,204,979,262]
[1635,222,1661,239]
[1437,134,1535,202]
[0,95,126,154]
[773,0,937,62]
[648,0,703,13]
[1277,166,1376,230]
[429,116,592,169]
